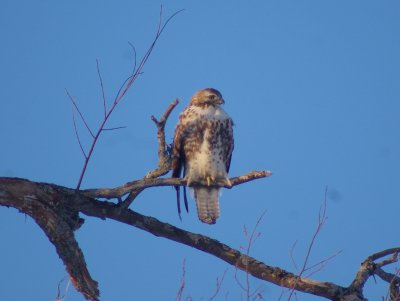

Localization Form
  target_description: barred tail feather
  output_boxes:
[194,187,220,224]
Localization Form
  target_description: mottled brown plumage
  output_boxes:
[172,88,234,224]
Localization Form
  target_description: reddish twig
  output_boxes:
[127,42,137,75]
[68,7,184,190]
[112,7,184,106]
[235,211,267,301]
[176,258,186,301]
[55,278,64,301]
[287,194,328,300]
[209,269,228,301]
[102,126,127,131]
[67,90,95,138]
[96,59,107,118]
[289,241,299,272]
[304,250,343,278]
[55,278,71,301]
[68,92,87,158]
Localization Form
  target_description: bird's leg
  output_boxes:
[225,178,232,187]
[205,175,216,186]
[186,175,193,187]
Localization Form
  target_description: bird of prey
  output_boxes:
[172,88,234,224]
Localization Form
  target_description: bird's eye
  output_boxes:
[209,95,216,100]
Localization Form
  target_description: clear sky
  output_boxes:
[1,1,399,300]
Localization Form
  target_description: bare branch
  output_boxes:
[176,258,186,301]
[145,98,180,179]
[55,278,71,301]
[209,269,228,301]
[2,177,399,301]
[287,188,332,300]
[72,187,346,300]
[69,7,183,190]
[101,126,127,131]
[304,250,343,278]
[376,268,400,285]
[0,178,98,301]
[81,170,272,200]
[238,211,267,301]
[66,90,95,138]
[289,241,299,272]
[113,7,184,105]
[68,92,87,158]
[377,267,400,301]
[96,59,107,118]
[376,252,399,269]
[350,248,400,299]
[370,248,400,262]
[127,42,137,75]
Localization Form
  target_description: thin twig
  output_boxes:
[290,241,299,271]
[96,59,107,118]
[127,42,137,75]
[66,90,95,138]
[113,74,134,105]
[68,92,87,158]
[55,278,65,301]
[209,269,228,301]
[287,187,330,301]
[102,126,127,131]
[176,258,186,301]
[113,7,184,106]
[235,211,267,301]
[305,250,343,278]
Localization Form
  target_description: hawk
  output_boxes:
[172,88,234,224]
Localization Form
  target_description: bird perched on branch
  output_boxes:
[172,88,234,224]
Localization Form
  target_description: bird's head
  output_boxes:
[189,88,225,107]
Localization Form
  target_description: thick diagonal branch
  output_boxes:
[0,178,99,301]
[77,195,344,300]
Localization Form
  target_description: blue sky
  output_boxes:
[1,1,399,300]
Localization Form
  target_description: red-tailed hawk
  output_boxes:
[172,88,234,224]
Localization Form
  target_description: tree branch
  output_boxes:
[81,170,271,199]
[1,177,399,301]
[0,177,341,300]
[348,248,400,300]
[0,178,98,301]
[145,98,179,179]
